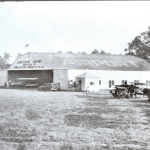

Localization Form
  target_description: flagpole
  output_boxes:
[25,44,29,57]
[28,45,29,57]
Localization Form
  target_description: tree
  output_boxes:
[100,50,106,54]
[91,49,107,54]
[124,26,150,62]
[107,53,112,55]
[4,52,11,60]
[82,51,86,54]
[57,51,62,53]
[0,52,11,69]
[16,53,22,59]
[91,49,99,54]
[67,51,73,53]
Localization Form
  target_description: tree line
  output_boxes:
[0,53,22,69]
[0,53,11,69]
[1,26,150,69]
[124,26,150,62]
[58,49,112,55]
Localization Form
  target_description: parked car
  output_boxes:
[111,82,148,99]
[38,83,60,91]
[111,86,130,99]
[128,82,147,97]
[143,88,150,102]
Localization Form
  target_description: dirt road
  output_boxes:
[0,89,150,150]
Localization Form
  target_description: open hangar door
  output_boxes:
[8,70,53,86]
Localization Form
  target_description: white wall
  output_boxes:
[76,78,99,91]
[85,78,99,91]
[53,69,68,90]
[68,70,150,89]
[0,70,8,86]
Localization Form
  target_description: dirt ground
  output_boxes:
[0,89,150,150]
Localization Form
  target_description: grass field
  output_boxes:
[0,89,150,150]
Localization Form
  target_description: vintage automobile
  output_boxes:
[143,88,150,102]
[111,82,148,99]
[111,86,130,99]
[128,82,147,97]
[38,83,61,91]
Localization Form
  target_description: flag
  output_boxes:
[25,44,29,47]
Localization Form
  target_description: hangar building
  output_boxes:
[4,52,150,91]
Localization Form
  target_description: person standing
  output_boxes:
[86,86,89,96]
[4,82,7,88]
[6,81,9,88]
[8,79,12,88]
[75,83,78,91]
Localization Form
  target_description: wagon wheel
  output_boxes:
[125,93,129,99]
[134,92,137,98]
[129,93,133,98]
[112,93,115,98]
[123,93,126,98]
[119,93,122,99]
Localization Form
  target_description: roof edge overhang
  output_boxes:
[76,77,85,79]
[8,68,69,71]
[76,77,99,79]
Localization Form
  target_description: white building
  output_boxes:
[1,52,150,91]
[0,69,8,86]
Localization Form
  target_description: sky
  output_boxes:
[0,1,150,63]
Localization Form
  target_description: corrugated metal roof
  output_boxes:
[8,52,150,71]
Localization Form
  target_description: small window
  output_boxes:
[99,80,101,85]
[109,80,114,88]
[146,80,150,85]
[90,82,95,85]
[122,80,127,85]
[109,80,111,88]
[112,80,114,85]
[134,80,140,83]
